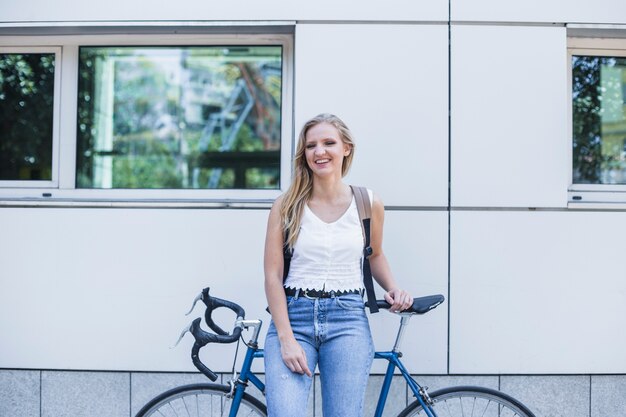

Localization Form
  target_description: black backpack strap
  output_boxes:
[351,185,379,313]
[283,229,292,281]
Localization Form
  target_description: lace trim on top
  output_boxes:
[285,281,364,293]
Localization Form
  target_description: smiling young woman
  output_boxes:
[263,113,412,417]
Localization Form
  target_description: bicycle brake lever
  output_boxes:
[184,293,203,316]
[171,322,193,349]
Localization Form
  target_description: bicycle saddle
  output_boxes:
[374,294,445,314]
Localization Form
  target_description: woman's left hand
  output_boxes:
[384,288,413,312]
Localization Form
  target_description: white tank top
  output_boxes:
[284,189,373,292]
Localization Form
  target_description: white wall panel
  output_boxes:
[451,25,569,208]
[450,210,626,374]
[2,0,447,24]
[295,24,449,207]
[0,208,268,372]
[370,210,448,374]
[452,0,626,25]
[0,208,447,373]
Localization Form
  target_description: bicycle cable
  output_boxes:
[222,336,242,398]
[231,336,241,379]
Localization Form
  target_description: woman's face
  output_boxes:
[304,122,351,178]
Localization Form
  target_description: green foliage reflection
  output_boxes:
[573,56,626,184]
[0,53,55,181]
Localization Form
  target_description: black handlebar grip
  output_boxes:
[189,318,242,346]
[191,343,219,382]
[187,318,243,381]
[201,288,246,336]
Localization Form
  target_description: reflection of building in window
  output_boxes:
[76,46,282,190]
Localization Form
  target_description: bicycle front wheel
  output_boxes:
[135,383,267,417]
[398,385,536,417]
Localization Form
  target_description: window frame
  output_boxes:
[568,36,626,205]
[0,46,62,189]
[0,32,293,203]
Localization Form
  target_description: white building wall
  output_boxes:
[452,0,626,24]
[451,25,569,208]
[0,208,269,371]
[2,0,448,22]
[0,208,448,374]
[295,24,449,207]
[451,211,626,374]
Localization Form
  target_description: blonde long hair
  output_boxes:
[280,113,356,249]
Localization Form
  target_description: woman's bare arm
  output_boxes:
[368,193,413,312]
[264,197,311,376]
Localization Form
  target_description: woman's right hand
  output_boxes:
[280,336,312,377]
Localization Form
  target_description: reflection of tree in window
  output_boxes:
[0,53,55,181]
[76,46,282,190]
[573,56,626,184]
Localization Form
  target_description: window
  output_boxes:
[569,37,626,204]
[0,48,60,187]
[0,32,292,202]
[572,55,626,184]
[76,45,283,190]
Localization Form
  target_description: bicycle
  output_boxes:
[136,287,537,417]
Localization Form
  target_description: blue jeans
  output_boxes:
[264,293,374,417]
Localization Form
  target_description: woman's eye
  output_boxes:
[325,141,336,146]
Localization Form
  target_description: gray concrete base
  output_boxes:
[0,370,39,417]
[2,369,625,416]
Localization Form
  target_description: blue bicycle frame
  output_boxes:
[228,345,436,417]
[374,351,436,417]
[178,289,447,417]
[229,346,266,417]
[149,292,537,417]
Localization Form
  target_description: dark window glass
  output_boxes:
[0,53,55,181]
[76,46,282,189]
[573,55,626,184]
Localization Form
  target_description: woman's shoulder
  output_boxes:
[273,193,286,205]
[268,194,286,217]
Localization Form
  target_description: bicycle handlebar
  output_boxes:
[199,287,245,335]
[183,287,246,381]
[180,288,444,381]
